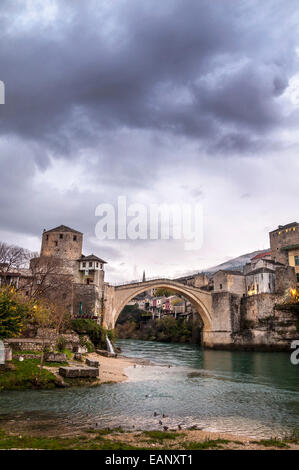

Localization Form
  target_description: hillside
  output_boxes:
[177,249,270,279]
[203,249,270,275]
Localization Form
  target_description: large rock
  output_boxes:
[74,345,88,354]
[86,358,99,368]
[59,366,99,378]
[45,352,67,363]
[96,349,117,358]
[5,347,12,361]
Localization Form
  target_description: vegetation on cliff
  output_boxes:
[71,318,115,350]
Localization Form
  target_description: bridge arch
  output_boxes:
[111,279,213,332]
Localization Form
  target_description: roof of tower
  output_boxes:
[44,225,83,235]
[78,254,107,263]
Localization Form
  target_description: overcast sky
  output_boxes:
[0,0,299,282]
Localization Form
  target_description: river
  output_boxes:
[0,339,298,438]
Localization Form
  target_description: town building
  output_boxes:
[213,270,245,295]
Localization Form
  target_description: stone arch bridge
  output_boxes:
[102,279,236,348]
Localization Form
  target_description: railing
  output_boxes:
[111,275,189,288]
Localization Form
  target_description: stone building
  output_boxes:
[269,221,299,266]
[213,270,245,295]
[245,267,276,295]
[32,225,107,320]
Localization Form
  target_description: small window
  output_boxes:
[96,262,99,267]
[46,235,48,240]
[83,262,86,268]
[59,234,63,239]
[219,283,222,290]
[89,262,92,267]
[295,256,299,266]
[297,273,299,282]
[73,235,77,241]
[55,241,58,246]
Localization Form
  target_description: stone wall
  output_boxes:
[233,294,299,350]
[204,291,299,351]
[275,266,297,294]
[203,292,242,348]
[72,283,102,319]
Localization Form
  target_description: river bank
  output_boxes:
[0,422,298,450]
[0,352,149,390]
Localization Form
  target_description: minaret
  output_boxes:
[142,270,146,282]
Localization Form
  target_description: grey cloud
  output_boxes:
[0,0,297,159]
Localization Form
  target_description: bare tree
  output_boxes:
[0,241,31,275]
[22,256,73,332]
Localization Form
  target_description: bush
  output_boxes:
[56,336,67,352]
[0,287,34,339]
[71,319,114,350]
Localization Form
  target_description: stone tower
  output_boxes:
[40,225,83,260]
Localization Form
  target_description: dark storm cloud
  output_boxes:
[0,0,297,158]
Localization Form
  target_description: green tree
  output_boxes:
[154,288,175,297]
[0,287,30,338]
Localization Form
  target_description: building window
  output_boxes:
[46,235,48,240]
[59,234,63,239]
[55,241,58,246]
[219,283,222,290]
[83,262,86,267]
[96,262,99,268]
[100,264,103,269]
[297,274,299,283]
[295,256,299,266]
[73,235,77,241]
[89,262,92,267]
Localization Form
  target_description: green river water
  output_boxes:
[0,339,298,438]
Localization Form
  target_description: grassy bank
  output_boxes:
[0,358,61,391]
[0,428,298,450]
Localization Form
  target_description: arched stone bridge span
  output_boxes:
[102,279,235,347]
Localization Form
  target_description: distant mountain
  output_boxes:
[203,249,270,276]
[176,249,270,280]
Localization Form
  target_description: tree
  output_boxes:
[154,288,175,297]
[21,256,73,333]
[0,241,31,284]
[29,299,53,379]
[0,286,32,338]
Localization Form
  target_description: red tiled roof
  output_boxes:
[251,251,271,261]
